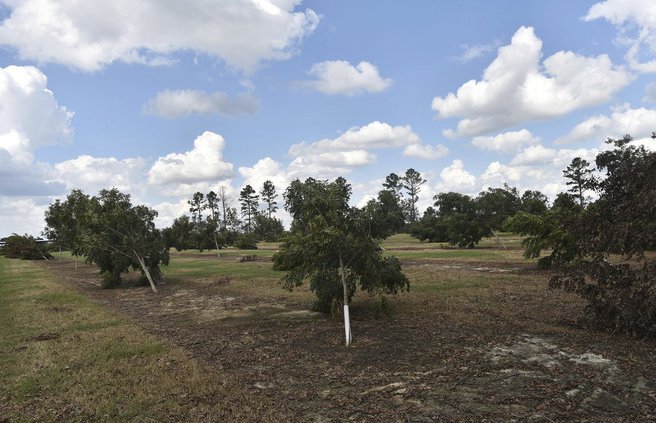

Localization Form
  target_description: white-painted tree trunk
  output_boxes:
[135,254,158,293]
[339,254,352,346]
[343,304,352,345]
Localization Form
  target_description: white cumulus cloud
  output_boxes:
[288,150,376,179]
[144,90,260,118]
[148,131,234,186]
[301,60,392,95]
[238,157,290,196]
[645,82,656,103]
[471,129,540,154]
[0,197,50,236]
[54,155,147,195]
[557,105,656,144]
[0,65,73,163]
[0,66,72,199]
[585,0,656,73]
[0,0,319,73]
[290,121,420,155]
[456,40,502,63]
[403,143,449,160]
[432,26,632,138]
[434,160,477,193]
[287,121,443,177]
[510,145,558,166]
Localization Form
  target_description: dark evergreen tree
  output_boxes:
[563,157,594,207]
[239,185,259,232]
[401,168,425,223]
[260,180,278,218]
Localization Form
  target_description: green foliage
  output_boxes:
[306,267,353,313]
[0,234,53,260]
[505,200,581,269]
[373,295,394,319]
[253,214,284,242]
[239,185,259,232]
[101,270,121,289]
[273,177,409,313]
[235,233,258,250]
[401,168,426,223]
[47,188,169,290]
[551,260,656,337]
[162,215,195,252]
[382,172,403,196]
[563,157,594,207]
[476,184,520,231]
[216,228,239,247]
[364,190,406,238]
[411,193,490,248]
[188,192,206,224]
[260,180,278,218]
[43,189,91,259]
[411,185,549,248]
[548,134,656,337]
[519,190,548,215]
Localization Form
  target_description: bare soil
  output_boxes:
[41,258,656,422]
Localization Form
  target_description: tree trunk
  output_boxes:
[213,233,221,258]
[488,226,507,250]
[135,254,158,293]
[339,253,352,346]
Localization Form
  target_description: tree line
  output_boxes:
[30,131,656,338]
[164,181,284,253]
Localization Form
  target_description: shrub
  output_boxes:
[548,134,656,337]
[235,233,258,250]
[373,295,394,319]
[101,270,121,289]
[550,260,656,337]
[0,234,53,260]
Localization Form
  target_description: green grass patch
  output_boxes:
[410,275,489,293]
[0,256,266,421]
[176,247,277,258]
[388,249,501,260]
[165,256,281,280]
[62,319,123,334]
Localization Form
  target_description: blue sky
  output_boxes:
[0,0,655,236]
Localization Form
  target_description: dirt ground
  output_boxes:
[41,257,656,422]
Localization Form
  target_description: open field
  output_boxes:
[2,234,656,421]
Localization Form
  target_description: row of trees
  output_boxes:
[165,181,285,253]
[38,133,655,339]
[40,179,412,345]
[408,156,597,249]
[162,168,434,255]
[410,185,550,248]
[405,133,656,337]
[44,189,169,292]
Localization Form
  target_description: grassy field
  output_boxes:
[0,258,287,422]
[2,233,655,421]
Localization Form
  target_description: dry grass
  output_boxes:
[5,233,656,421]
[0,258,289,422]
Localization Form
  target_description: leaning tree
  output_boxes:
[49,188,170,293]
